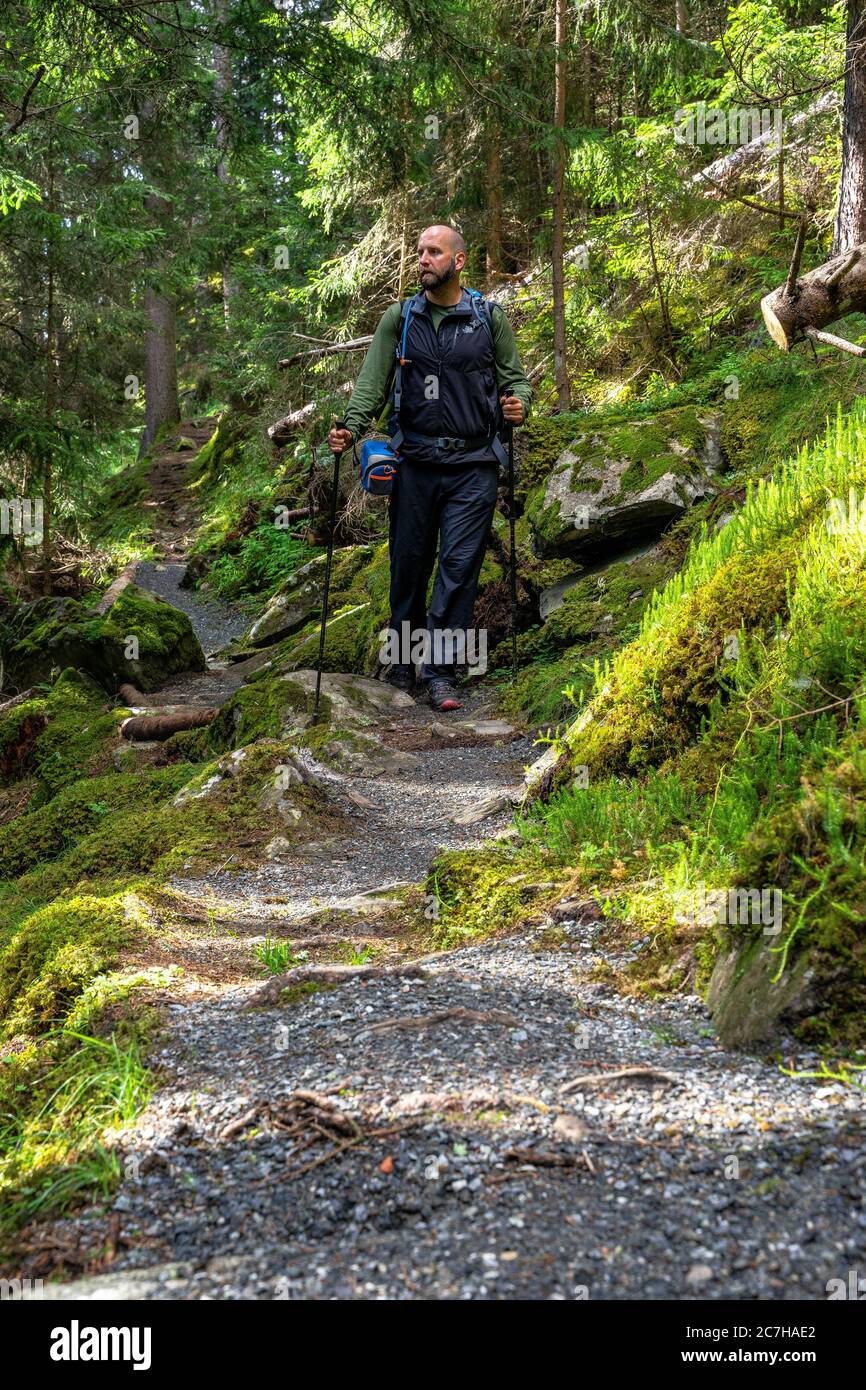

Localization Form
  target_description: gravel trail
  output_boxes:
[40,916,866,1301]
[33,504,866,1300]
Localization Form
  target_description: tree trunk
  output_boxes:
[486,128,503,284]
[143,259,180,451]
[551,0,571,411]
[42,148,57,596]
[761,240,866,352]
[834,0,866,253]
[140,101,180,455]
[643,175,677,368]
[213,0,235,329]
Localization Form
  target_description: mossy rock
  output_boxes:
[427,843,565,947]
[247,545,374,648]
[3,584,205,693]
[1,668,125,799]
[96,583,206,690]
[281,603,371,674]
[527,407,722,561]
[706,929,819,1047]
[288,724,417,778]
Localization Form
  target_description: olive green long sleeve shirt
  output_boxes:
[343,295,533,441]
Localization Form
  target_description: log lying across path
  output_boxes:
[761,238,866,356]
[120,708,219,741]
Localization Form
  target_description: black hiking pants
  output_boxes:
[387,456,499,682]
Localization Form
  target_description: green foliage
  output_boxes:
[254,933,302,974]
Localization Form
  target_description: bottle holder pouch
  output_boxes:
[359,438,399,495]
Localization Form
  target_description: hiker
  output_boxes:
[328,224,532,713]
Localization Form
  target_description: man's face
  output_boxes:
[418,233,462,290]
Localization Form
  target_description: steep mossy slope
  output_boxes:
[508,401,866,1048]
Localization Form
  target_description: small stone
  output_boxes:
[685,1263,714,1287]
[430,721,458,740]
[554,1113,587,1143]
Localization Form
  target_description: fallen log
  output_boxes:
[761,239,866,354]
[120,708,218,741]
[246,960,428,1008]
[269,402,318,442]
[691,91,837,195]
[117,682,147,706]
[268,382,353,446]
[0,687,37,717]
[95,561,138,615]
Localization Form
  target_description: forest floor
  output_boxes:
[22,430,866,1300]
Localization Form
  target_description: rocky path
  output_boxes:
[40,916,866,1301]
[35,436,866,1300]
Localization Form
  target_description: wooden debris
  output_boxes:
[120,708,219,741]
[277,337,372,369]
[117,682,147,706]
[761,238,866,354]
[560,1065,679,1094]
[95,561,138,615]
[504,1147,579,1168]
[0,687,37,716]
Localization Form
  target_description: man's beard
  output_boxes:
[419,257,458,290]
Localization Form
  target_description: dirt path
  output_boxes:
[32,437,866,1300]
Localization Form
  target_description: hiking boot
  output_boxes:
[426,677,463,712]
[386,664,415,696]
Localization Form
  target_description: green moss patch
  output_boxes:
[426,844,566,948]
[2,584,205,693]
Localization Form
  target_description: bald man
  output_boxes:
[329,225,532,712]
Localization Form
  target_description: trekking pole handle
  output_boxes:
[328,417,353,459]
[502,389,518,436]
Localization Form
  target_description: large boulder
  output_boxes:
[2,584,205,693]
[282,603,371,673]
[527,407,722,560]
[706,931,821,1047]
[210,666,414,750]
[282,670,415,730]
[246,545,374,649]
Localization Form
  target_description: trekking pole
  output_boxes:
[503,391,519,676]
[313,418,346,721]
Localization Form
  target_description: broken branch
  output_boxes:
[277,337,372,369]
[761,238,866,352]
[560,1065,679,1094]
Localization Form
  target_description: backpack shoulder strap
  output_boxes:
[392,296,417,416]
[463,286,496,348]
